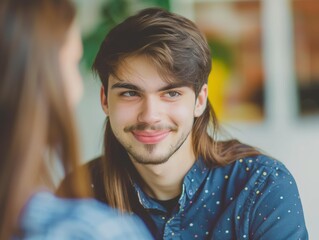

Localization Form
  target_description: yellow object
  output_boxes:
[207,59,229,120]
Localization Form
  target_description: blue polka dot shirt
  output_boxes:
[133,155,308,239]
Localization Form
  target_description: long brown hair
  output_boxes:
[93,8,260,212]
[0,0,90,238]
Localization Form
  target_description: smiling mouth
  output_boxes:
[132,130,170,144]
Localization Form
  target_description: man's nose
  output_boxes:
[137,96,161,124]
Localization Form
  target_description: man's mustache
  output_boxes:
[124,123,177,132]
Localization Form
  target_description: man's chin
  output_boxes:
[131,155,170,165]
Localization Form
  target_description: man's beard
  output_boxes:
[117,123,192,165]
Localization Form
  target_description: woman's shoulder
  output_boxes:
[19,192,152,239]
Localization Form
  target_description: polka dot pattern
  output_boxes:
[133,155,308,239]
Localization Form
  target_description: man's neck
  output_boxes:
[132,135,196,201]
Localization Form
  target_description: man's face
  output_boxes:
[101,55,207,165]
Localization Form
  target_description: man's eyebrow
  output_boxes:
[111,82,141,91]
[158,83,189,92]
[111,81,189,92]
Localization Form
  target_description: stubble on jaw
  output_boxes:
[111,118,194,165]
[125,130,191,165]
[144,144,156,154]
[126,143,171,165]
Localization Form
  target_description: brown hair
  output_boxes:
[93,8,260,212]
[0,0,90,238]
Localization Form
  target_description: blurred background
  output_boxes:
[73,0,318,238]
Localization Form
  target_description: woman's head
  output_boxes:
[59,23,84,107]
[0,0,81,109]
[0,0,87,238]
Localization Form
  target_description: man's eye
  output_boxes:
[165,91,181,98]
[121,91,138,97]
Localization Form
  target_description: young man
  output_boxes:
[61,8,308,239]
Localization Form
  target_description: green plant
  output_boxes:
[82,0,170,70]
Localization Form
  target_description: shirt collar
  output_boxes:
[183,157,209,199]
[133,157,209,209]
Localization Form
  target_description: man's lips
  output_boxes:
[132,130,170,144]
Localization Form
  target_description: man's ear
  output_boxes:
[100,86,109,116]
[194,84,208,117]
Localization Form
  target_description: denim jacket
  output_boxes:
[16,191,152,239]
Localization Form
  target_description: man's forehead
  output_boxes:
[108,55,194,91]
[109,74,191,91]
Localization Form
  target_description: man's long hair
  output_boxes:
[0,0,91,238]
[93,8,260,212]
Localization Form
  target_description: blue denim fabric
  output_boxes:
[16,192,153,239]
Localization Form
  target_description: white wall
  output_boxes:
[75,0,318,238]
[76,72,105,161]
